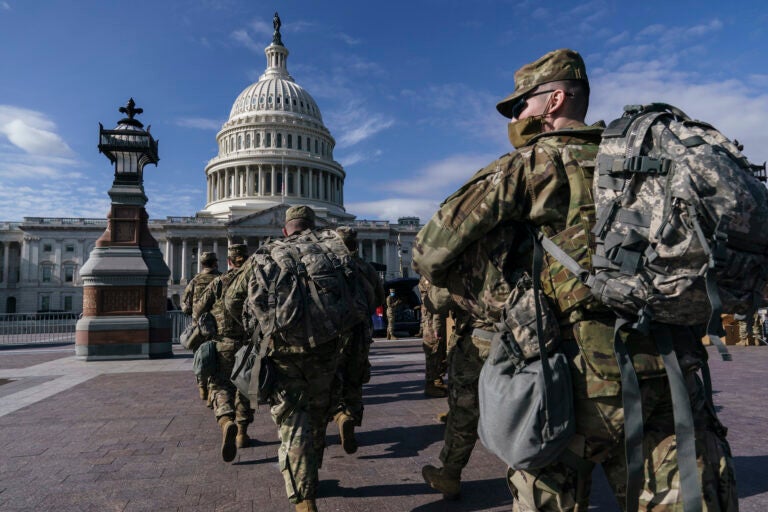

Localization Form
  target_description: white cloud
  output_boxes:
[249,19,273,39]
[176,117,223,130]
[382,153,498,197]
[0,2,9,11]
[144,184,205,218]
[328,101,395,147]
[0,184,111,220]
[339,149,382,168]
[0,105,74,157]
[231,29,260,52]
[345,198,442,224]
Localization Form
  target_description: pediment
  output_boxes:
[227,204,331,228]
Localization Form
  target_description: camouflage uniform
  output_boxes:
[192,252,252,434]
[331,253,385,426]
[226,207,349,508]
[418,277,448,387]
[413,49,737,510]
[385,293,402,339]
[181,258,221,399]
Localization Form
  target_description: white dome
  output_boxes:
[201,30,351,222]
[229,76,323,123]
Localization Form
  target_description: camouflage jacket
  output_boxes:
[412,121,605,329]
[192,268,245,341]
[181,268,221,315]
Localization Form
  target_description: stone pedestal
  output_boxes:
[75,100,171,360]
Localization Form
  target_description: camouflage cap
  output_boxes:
[285,205,316,227]
[200,251,217,264]
[496,48,588,118]
[227,244,248,259]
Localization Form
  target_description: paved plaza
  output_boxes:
[0,339,766,511]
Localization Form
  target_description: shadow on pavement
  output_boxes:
[345,423,444,460]
[734,455,768,498]
[319,477,512,510]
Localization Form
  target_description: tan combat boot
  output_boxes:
[236,423,250,449]
[424,379,448,398]
[436,411,448,423]
[198,384,208,401]
[295,499,318,512]
[335,412,357,454]
[218,416,237,462]
[422,464,461,500]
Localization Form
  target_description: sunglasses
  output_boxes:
[511,89,572,119]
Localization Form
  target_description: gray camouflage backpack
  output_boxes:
[590,103,768,336]
[540,103,768,512]
[243,229,369,348]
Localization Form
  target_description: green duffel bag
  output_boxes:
[192,340,217,382]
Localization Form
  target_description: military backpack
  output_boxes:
[538,103,768,512]
[242,228,370,348]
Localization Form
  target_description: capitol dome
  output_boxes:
[200,22,351,221]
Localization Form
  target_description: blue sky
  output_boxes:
[0,1,766,223]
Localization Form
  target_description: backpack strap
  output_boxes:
[530,228,560,439]
[652,324,703,512]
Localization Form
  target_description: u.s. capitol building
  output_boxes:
[0,25,419,314]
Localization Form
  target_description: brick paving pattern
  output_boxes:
[0,340,766,511]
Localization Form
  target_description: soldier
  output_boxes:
[413,49,737,510]
[418,276,448,398]
[181,251,221,401]
[192,244,253,463]
[329,226,385,454]
[230,205,344,512]
[385,288,402,340]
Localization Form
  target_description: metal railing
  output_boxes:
[168,310,191,344]
[0,311,193,346]
[0,312,79,345]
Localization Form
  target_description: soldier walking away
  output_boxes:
[329,226,385,455]
[413,48,737,510]
[181,251,221,401]
[229,205,349,512]
[192,244,253,463]
[385,288,402,340]
[418,276,448,398]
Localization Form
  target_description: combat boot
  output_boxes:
[335,412,357,454]
[295,499,318,512]
[436,411,448,423]
[422,464,461,500]
[236,423,250,448]
[218,416,237,462]
[424,379,448,398]
[198,384,208,401]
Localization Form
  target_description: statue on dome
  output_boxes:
[272,12,283,45]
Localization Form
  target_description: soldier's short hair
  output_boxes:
[200,252,217,265]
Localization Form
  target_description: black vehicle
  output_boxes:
[372,277,422,337]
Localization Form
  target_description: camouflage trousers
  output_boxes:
[210,339,252,426]
[439,331,491,471]
[330,323,371,425]
[508,360,738,511]
[422,320,447,382]
[387,314,396,338]
[269,339,341,504]
[736,314,761,346]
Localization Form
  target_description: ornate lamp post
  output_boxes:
[75,99,172,360]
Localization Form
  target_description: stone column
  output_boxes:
[309,169,315,199]
[197,240,203,273]
[2,242,8,284]
[271,164,277,196]
[54,240,62,281]
[258,166,264,197]
[181,238,189,283]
